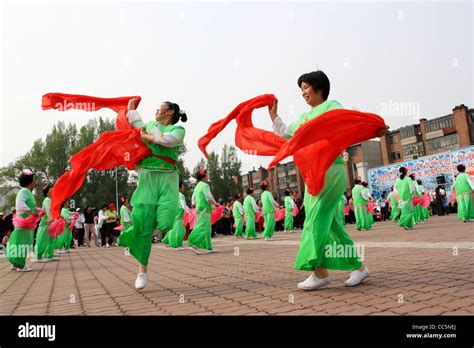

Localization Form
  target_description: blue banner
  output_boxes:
[367,146,474,200]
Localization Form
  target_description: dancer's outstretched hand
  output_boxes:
[376,125,390,138]
[128,98,139,111]
[269,100,278,121]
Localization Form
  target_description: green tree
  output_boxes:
[220,145,242,202]
[207,151,223,200]
[0,117,134,209]
[0,116,193,210]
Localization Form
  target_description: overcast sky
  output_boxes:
[0,0,472,174]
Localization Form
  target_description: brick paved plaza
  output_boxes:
[1,214,473,316]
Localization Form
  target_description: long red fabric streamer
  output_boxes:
[42,93,151,218]
[198,94,387,196]
[268,108,386,195]
[198,94,284,157]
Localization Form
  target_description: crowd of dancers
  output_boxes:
[3,70,473,292]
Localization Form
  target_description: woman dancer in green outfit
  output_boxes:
[34,185,59,262]
[261,181,280,241]
[388,186,400,222]
[270,70,386,290]
[454,164,474,222]
[243,188,258,239]
[394,167,414,230]
[7,170,38,272]
[362,181,374,229]
[188,170,219,254]
[119,98,187,290]
[284,189,297,232]
[409,174,422,224]
[56,200,73,253]
[233,193,245,238]
[119,197,132,232]
[162,181,190,249]
[352,179,371,231]
[416,179,429,221]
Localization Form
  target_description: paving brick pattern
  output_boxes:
[1,214,473,316]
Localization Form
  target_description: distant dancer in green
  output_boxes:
[284,189,297,232]
[261,181,280,241]
[232,193,245,238]
[394,167,414,230]
[34,184,59,262]
[119,196,132,232]
[453,164,474,222]
[388,186,400,222]
[162,181,191,249]
[188,169,219,255]
[409,174,422,224]
[243,188,259,239]
[6,170,38,272]
[352,178,371,231]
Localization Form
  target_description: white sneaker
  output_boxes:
[173,247,186,251]
[206,249,218,254]
[106,244,110,248]
[135,273,148,290]
[17,266,32,272]
[189,246,202,255]
[38,258,49,263]
[48,257,60,261]
[345,267,369,287]
[58,249,66,254]
[265,237,274,241]
[297,274,332,290]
